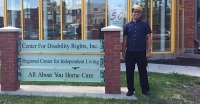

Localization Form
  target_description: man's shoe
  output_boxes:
[142,91,151,96]
[126,91,135,96]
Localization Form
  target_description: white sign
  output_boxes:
[18,40,104,52]
[108,0,126,27]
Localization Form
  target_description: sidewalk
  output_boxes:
[121,63,200,77]
[0,63,200,100]
[0,85,137,100]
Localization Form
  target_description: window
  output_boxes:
[23,0,39,40]
[108,0,127,27]
[0,0,4,28]
[132,0,150,22]
[7,0,21,27]
[63,0,82,40]
[152,0,171,52]
[43,0,61,40]
[86,0,106,39]
[94,8,98,11]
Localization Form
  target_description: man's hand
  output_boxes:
[122,51,126,59]
[122,35,127,59]
[146,51,151,59]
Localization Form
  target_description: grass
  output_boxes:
[0,71,200,104]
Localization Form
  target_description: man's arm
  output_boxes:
[146,34,152,58]
[122,35,127,59]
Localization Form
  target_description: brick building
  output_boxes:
[0,0,199,59]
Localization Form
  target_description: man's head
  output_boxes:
[132,5,143,21]
[132,5,143,12]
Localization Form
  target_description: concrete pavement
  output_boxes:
[0,63,200,100]
[121,63,200,77]
[0,85,137,100]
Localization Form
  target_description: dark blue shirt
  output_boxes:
[123,19,152,52]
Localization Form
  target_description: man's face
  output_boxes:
[132,10,142,20]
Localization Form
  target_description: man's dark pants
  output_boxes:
[125,51,150,93]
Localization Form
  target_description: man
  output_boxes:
[122,5,152,96]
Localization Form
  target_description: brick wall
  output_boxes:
[184,0,195,48]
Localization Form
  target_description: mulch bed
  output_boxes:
[148,58,200,67]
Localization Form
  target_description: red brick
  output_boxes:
[104,29,121,94]
[0,32,20,91]
[184,0,195,48]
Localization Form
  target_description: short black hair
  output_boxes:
[132,8,134,13]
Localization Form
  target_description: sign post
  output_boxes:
[0,26,122,95]
[102,26,122,94]
[0,27,21,91]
